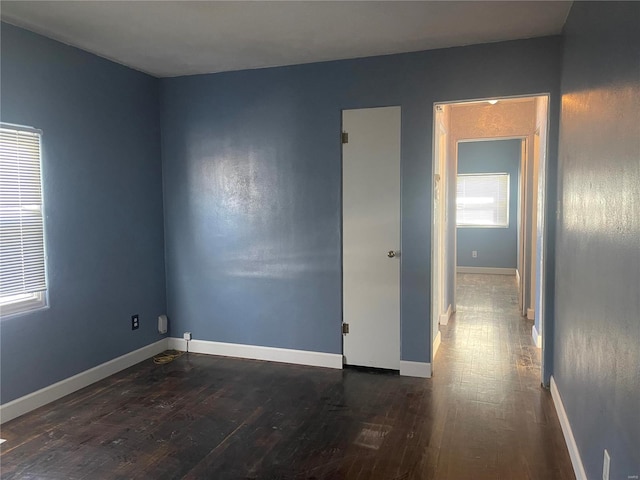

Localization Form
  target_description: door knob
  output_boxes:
[388,250,396,258]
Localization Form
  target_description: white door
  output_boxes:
[342,106,401,370]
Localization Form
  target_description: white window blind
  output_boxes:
[0,126,47,297]
[456,173,509,227]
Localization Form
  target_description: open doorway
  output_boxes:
[430,95,550,383]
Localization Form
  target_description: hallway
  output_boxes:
[431,273,574,478]
[0,275,575,479]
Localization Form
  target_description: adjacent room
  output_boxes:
[0,2,638,479]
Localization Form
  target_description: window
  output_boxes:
[456,173,509,227]
[0,125,47,316]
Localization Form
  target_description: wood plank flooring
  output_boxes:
[0,274,575,479]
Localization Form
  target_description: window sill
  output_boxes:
[456,225,509,229]
[0,292,47,318]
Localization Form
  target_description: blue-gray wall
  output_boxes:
[0,24,166,404]
[554,2,640,478]
[161,37,562,364]
[456,140,520,269]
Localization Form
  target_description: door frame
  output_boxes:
[453,136,527,317]
[431,94,551,384]
[430,105,448,367]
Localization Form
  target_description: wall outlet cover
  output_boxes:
[158,314,168,334]
[131,314,139,330]
[183,332,192,341]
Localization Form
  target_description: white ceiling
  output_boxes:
[1,1,572,78]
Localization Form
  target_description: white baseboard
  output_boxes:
[439,304,452,326]
[550,377,587,480]
[527,308,535,320]
[432,331,442,359]
[532,325,542,348]
[399,360,431,378]
[456,266,516,275]
[0,339,168,424]
[167,337,343,370]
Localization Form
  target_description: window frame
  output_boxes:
[456,172,510,229]
[0,292,46,317]
[0,123,48,318]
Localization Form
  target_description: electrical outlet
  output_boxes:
[472,250,478,258]
[603,449,610,480]
[131,314,139,330]
[183,332,192,341]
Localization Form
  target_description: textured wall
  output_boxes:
[555,2,640,478]
[456,140,521,269]
[161,36,562,364]
[0,24,166,403]
[449,100,535,139]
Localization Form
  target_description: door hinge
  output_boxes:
[341,132,349,144]
[342,323,349,334]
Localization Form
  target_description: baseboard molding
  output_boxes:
[456,266,516,275]
[0,339,168,424]
[167,337,343,370]
[439,304,452,326]
[550,377,587,480]
[532,325,542,348]
[399,360,431,378]
[433,331,442,359]
[527,308,535,320]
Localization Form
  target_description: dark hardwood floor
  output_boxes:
[0,274,575,479]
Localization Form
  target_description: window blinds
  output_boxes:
[456,173,509,227]
[0,127,47,296]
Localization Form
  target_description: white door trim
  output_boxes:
[431,104,449,369]
[434,93,551,385]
